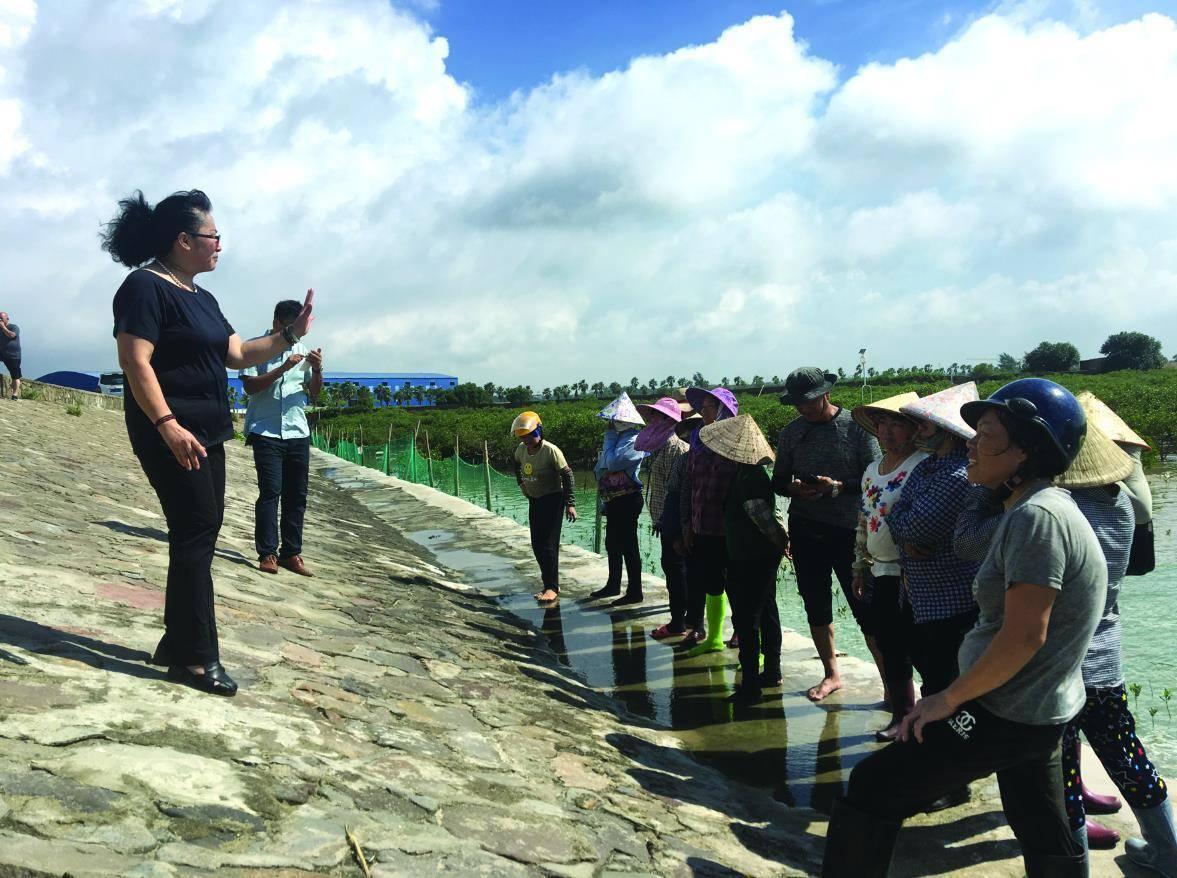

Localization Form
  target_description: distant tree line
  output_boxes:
[265,329,1169,413]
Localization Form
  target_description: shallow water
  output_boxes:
[403,526,879,811]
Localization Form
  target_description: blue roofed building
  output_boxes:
[226,371,458,408]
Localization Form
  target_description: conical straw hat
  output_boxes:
[597,391,644,428]
[1075,391,1150,450]
[900,382,979,440]
[852,392,920,437]
[699,414,775,466]
[1056,419,1134,489]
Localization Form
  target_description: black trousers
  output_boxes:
[883,600,978,698]
[660,531,688,628]
[789,516,870,632]
[869,575,911,689]
[728,554,784,685]
[137,442,225,666]
[528,492,564,590]
[604,491,643,594]
[685,533,728,630]
[251,435,310,559]
[846,701,1079,862]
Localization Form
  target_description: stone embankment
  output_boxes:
[0,397,1145,876]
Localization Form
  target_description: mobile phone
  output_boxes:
[801,474,821,484]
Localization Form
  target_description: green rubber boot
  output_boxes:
[686,593,729,657]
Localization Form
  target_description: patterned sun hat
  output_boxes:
[900,382,980,440]
[1056,419,1134,489]
[699,414,775,466]
[1075,391,1150,450]
[851,392,920,438]
[597,391,644,428]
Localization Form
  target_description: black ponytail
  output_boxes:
[100,189,212,268]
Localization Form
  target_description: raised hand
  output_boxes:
[292,288,314,338]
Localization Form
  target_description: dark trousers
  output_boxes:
[660,531,688,628]
[885,601,978,697]
[728,554,784,685]
[846,701,1079,862]
[604,491,644,595]
[1062,683,1167,829]
[251,435,310,560]
[137,442,225,666]
[870,575,912,690]
[685,533,727,630]
[789,516,870,632]
[528,492,564,590]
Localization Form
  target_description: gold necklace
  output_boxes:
[156,259,196,292]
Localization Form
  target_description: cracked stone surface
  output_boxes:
[0,399,1145,877]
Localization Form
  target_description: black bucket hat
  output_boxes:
[779,367,837,406]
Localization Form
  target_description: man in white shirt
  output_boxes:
[240,300,323,576]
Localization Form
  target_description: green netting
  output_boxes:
[311,427,667,572]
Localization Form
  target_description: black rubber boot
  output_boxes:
[821,797,901,878]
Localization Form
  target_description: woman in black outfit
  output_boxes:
[103,189,314,696]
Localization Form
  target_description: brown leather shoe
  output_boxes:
[278,555,313,577]
[258,554,279,574]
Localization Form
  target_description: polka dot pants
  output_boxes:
[1062,683,1167,830]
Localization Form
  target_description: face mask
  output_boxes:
[914,426,948,453]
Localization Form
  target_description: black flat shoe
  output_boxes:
[168,662,238,697]
[609,593,643,607]
[758,670,783,688]
[588,585,622,600]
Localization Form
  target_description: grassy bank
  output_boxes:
[315,370,1177,471]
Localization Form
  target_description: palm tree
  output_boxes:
[374,382,392,407]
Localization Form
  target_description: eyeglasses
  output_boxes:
[189,232,221,242]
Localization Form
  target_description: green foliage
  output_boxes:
[1024,340,1080,373]
[998,352,1022,372]
[1100,331,1167,371]
[65,402,83,417]
[19,385,41,400]
[317,368,1177,470]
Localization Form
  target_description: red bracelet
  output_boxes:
[154,413,177,428]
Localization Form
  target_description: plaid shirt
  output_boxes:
[885,448,980,623]
[681,444,738,537]
[644,436,688,526]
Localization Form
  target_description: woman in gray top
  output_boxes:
[823,378,1101,877]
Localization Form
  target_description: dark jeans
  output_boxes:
[660,531,688,628]
[528,492,564,590]
[604,491,643,595]
[870,575,912,689]
[137,442,225,666]
[885,600,978,697]
[251,434,310,560]
[846,701,1079,862]
[789,515,868,631]
[728,553,784,685]
[685,533,727,630]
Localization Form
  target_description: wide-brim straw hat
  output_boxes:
[900,382,980,440]
[1075,391,1150,450]
[1056,419,1134,489]
[636,396,688,423]
[675,413,703,440]
[699,414,775,466]
[852,392,920,437]
[597,391,644,428]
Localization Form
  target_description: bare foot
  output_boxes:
[806,675,842,702]
[534,588,559,603]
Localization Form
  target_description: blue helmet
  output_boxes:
[960,378,1086,477]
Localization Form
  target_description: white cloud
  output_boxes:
[1,2,1175,387]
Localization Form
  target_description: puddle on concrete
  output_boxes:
[403,527,879,810]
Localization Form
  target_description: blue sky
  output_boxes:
[423,0,1171,101]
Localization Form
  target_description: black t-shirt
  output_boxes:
[112,269,235,452]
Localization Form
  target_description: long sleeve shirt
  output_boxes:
[680,443,738,537]
[594,428,645,501]
[659,452,688,540]
[885,448,980,623]
[644,436,688,525]
[952,485,1004,563]
[771,408,880,530]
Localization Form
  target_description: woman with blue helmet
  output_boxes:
[823,378,1104,877]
